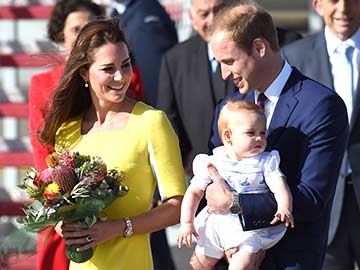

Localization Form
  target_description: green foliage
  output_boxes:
[17,148,128,263]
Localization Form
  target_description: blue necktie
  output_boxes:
[334,43,354,178]
[335,43,354,122]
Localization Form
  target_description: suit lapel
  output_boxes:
[314,32,334,89]
[190,36,216,107]
[295,32,333,90]
[212,65,227,102]
[212,65,237,102]
[245,92,255,103]
[267,70,300,149]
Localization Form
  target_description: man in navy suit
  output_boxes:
[205,2,348,269]
[157,0,301,176]
[109,0,178,106]
[282,0,360,269]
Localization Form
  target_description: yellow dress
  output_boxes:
[55,102,186,270]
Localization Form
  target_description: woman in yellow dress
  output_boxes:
[39,18,186,270]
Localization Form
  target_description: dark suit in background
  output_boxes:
[276,27,303,47]
[113,0,178,106]
[157,34,236,172]
[282,29,360,269]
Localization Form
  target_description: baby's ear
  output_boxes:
[222,128,232,145]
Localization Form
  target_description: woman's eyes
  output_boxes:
[102,67,115,72]
[102,62,131,72]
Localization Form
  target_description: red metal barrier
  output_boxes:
[0,103,28,118]
[0,5,53,19]
[0,201,25,216]
[0,152,33,167]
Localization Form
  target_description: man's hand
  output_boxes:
[206,163,233,214]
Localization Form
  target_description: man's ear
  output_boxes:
[252,38,266,57]
[189,7,195,24]
[222,128,232,145]
[312,0,324,17]
[79,67,88,82]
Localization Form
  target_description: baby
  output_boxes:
[177,99,294,270]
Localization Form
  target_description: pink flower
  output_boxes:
[38,168,55,184]
[58,148,75,170]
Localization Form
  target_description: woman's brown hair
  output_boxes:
[39,18,130,146]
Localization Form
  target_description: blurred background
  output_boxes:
[0,0,322,269]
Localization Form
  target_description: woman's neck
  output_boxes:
[82,98,136,134]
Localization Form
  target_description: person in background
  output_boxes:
[282,0,360,269]
[28,1,143,269]
[178,100,294,270]
[109,0,178,107]
[29,0,103,176]
[39,18,186,270]
[206,1,348,269]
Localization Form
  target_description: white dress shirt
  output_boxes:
[255,60,293,128]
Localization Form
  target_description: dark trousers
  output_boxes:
[151,229,176,270]
[323,182,360,270]
[151,187,176,270]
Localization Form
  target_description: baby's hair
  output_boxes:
[218,99,266,141]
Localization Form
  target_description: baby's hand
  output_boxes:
[176,222,199,248]
[270,209,295,228]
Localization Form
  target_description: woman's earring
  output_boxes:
[85,82,89,88]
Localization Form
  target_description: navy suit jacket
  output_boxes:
[282,31,360,245]
[117,0,178,106]
[209,68,348,269]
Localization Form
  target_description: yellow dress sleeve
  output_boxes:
[146,109,186,200]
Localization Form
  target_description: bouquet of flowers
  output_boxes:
[17,147,128,263]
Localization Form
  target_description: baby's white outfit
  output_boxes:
[191,146,287,259]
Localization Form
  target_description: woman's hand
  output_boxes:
[205,164,233,214]
[62,219,124,252]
